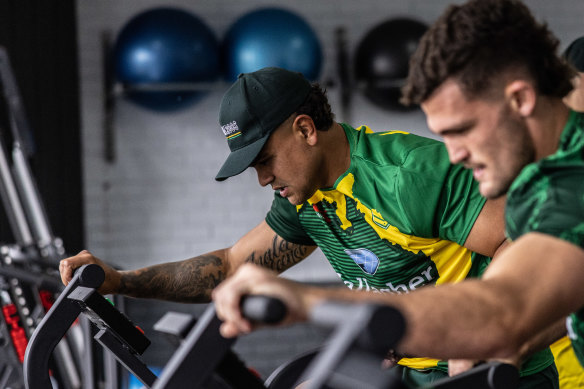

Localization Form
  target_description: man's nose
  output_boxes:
[254,166,273,187]
[444,138,470,165]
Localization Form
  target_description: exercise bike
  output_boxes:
[23,264,519,389]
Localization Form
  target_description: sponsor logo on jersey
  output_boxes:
[340,265,435,294]
[312,203,332,223]
[344,248,379,275]
[371,211,389,229]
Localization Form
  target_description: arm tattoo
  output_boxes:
[119,254,225,303]
[245,235,310,273]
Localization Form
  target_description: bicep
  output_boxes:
[226,220,316,275]
[462,196,506,257]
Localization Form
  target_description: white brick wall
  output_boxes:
[76,0,584,281]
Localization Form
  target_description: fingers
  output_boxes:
[214,263,312,339]
[381,358,397,370]
[215,264,296,337]
[448,359,478,376]
[219,319,251,338]
[59,250,91,286]
[213,264,258,337]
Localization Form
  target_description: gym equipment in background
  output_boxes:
[112,7,220,112]
[221,7,323,82]
[0,46,105,389]
[0,45,125,389]
[354,18,428,111]
[0,45,76,389]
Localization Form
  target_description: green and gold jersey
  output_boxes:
[506,111,584,368]
[266,124,492,372]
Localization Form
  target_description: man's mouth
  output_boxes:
[472,166,485,180]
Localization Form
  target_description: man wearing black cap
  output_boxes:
[564,36,584,112]
[60,65,524,385]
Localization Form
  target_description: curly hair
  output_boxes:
[401,0,575,105]
[295,83,335,131]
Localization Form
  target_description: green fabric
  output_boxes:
[568,308,584,367]
[506,111,584,368]
[396,363,558,388]
[265,124,489,292]
[265,124,551,377]
[267,124,485,244]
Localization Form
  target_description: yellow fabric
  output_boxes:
[309,173,474,370]
[551,336,584,388]
[398,357,441,370]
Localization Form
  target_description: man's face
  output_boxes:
[422,79,535,199]
[252,117,324,205]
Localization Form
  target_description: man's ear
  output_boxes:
[505,80,536,117]
[293,114,318,145]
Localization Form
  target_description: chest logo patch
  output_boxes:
[344,248,380,275]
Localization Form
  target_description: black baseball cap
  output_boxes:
[215,67,311,181]
[564,36,584,72]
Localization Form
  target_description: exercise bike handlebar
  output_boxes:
[240,294,287,324]
[23,264,105,389]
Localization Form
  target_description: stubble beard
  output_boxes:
[481,109,536,199]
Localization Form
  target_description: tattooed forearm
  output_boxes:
[119,254,226,303]
[245,235,310,272]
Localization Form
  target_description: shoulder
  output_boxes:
[506,161,584,245]
[344,123,447,168]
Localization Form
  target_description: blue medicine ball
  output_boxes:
[114,7,220,112]
[222,8,322,81]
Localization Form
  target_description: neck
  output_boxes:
[529,98,571,160]
[320,122,350,187]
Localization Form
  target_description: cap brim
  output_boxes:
[215,132,271,181]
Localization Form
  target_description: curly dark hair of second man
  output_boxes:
[401,0,575,106]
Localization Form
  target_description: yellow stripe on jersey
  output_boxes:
[380,130,410,135]
[550,336,584,389]
[354,124,409,136]
[307,173,475,371]
[354,125,376,133]
[309,173,474,285]
[398,357,441,370]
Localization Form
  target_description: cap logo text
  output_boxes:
[221,121,240,139]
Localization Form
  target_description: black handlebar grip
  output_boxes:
[77,263,106,288]
[240,295,287,324]
[488,362,519,389]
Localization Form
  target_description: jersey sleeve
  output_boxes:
[396,142,486,245]
[265,192,316,246]
[507,165,584,247]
